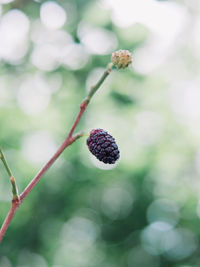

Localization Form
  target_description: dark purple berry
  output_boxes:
[87,129,120,164]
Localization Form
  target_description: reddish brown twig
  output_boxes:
[20,105,88,202]
[0,104,87,243]
[0,63,114,244]
[0,200,20,243]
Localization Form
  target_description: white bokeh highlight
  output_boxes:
[102,0,187,74]
[31,44,60,71]
[22,131,57,164]
[62,43,89,70]
[0,0,14,4]
[170,81,200,122]
[133,111,163,146]
[30,21,74,71]
[40,1,67,29]
[78,22,117,55]
[17,74,51,115]
[0,9,30,63]
[102,0,186,35]
[31,21,73,45]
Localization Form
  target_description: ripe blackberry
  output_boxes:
[87,129,120,164]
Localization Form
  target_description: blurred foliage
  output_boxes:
[1,0,200,266]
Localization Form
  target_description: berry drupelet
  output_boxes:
[87,129,120,164]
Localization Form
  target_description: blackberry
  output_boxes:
[87,129,120,164]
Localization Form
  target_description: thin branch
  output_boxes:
[0,149,19,202]
[0,149,13,177]
[0,201,20,244]
[0,63,113,244]
[20,131,85,202]
[88,62,113,100]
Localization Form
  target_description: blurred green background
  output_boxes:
[1,0,200,266]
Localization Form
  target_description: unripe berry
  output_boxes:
[87,129,120,164]
[111,49,132,69]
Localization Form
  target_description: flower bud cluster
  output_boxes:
[111,49,132,69]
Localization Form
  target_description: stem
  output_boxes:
[0,63,113,244]
[10,177,19,202]
[88,62,113,100]
[0,149,13,177]
[0,149,19,202]
[20,131,85,201]
[0,201,19,243]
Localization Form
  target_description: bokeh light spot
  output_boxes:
[31,44,60,71]
[101,186,134,219]
[60,217,99,252]
[0,9,30,62]
[147,199,180,226]
[0,0,14,3]
[78,22,117,55]
[22,131,57,164]
[62,43,89,70]
[141,221,174,255]
[163,228,197,260]
[17,74,51,115]
[40,1,67,29]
